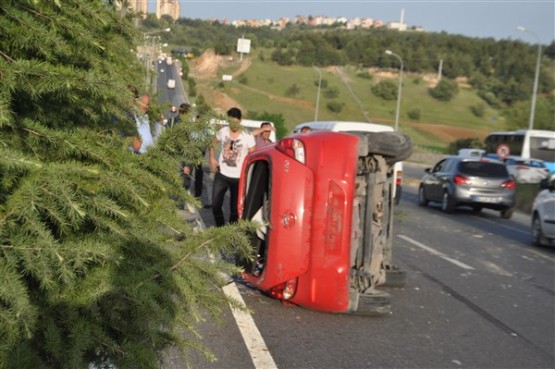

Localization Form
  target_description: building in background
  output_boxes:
[156,0,180,21]
[116,0,148,19]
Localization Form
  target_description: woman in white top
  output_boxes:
[209,107,256,227]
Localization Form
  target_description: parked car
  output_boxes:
[237,130,412,314]
[291,121,404,205]
[418,156,516,218]
[531,174,555,246]
[167,79,175,89]
[503,156,549,184]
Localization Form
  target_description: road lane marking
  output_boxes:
[398,234,475,270]
[222,283,278,369]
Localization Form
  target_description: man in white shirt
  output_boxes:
[131,94,154,154]
[209,107,256,227]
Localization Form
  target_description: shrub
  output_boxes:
[326,100,345,113]
[285,83,300,97]
[408,108,421,121]
[315,79,329,89]
[238,75,248,85]
[447,137,483,154]
[324,86,340,99]
[470,102,486,117]
[428,79,459,101]
[356,71,373,80]
[371,80,398,100]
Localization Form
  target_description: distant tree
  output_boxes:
[429,79,459,101]
[447,138,483,154]
[407,108,422,121]
[315,79,329,89]
[285,83,301,97]
[371,80,398,100]
[324,86,340,99]
[505,95,555,131]
[470,102,486,117]
[326,100,345,113]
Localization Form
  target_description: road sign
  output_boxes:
[496,144,510,159]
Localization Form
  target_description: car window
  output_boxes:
[432,159,446,173]
[442,159,456,173]
[458,161,508,178]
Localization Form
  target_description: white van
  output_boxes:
[292,121,404,204]
[210,118,277,143]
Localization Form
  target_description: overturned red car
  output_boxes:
[237,130,412,315]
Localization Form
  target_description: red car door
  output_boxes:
[238,140,314,291]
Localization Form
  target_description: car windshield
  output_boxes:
[458,161,508,178]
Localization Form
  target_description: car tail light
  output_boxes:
[454,174,470,185]
[501,179,516,190]
[267,278,298,300]
[396,170,403,185]
[282,278,298,300]
[276,138,305,164]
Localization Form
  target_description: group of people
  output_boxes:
[130,93,276,228]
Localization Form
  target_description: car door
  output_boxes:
[238,147,314,290]
[426,159,449,201]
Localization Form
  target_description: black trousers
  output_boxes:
[193,164,203,198]
[212,171,239,227]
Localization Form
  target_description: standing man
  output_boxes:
[252,121,275,149]
[132,94,154,154]
[209,107,256,227]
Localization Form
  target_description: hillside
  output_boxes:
[189,50,502,151]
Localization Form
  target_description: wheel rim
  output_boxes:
[532,217,541,243]
[419,188,425,204]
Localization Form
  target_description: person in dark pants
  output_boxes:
[209,107,256,227]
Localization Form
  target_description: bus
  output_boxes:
[484,130,555,173]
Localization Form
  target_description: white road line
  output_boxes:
[222,283,278,369]
[398,234,475,270]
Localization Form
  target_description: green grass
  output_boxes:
[195,54,509,147]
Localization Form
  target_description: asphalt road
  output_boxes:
[163,162,554,369]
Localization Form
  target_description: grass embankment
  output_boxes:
[194,52,508,153]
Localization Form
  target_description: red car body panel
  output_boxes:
[238,132,360,313]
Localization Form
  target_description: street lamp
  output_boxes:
[142,28,170,92]
[517,26,541,131]
[385,50,404,132]
[313,66,322,121]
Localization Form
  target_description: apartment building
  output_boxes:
[156,0,180,21]
[119,0,148,19]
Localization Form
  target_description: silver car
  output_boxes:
[531,174,555,246]
[418,156,516,218]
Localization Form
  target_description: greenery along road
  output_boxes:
[143,16,554,151]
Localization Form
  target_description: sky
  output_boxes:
[151,0,555,44]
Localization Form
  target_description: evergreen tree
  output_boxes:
[0,1,252,368]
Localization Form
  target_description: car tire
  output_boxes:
[532,214,548,246]
[500,207,514,219]
[365,132,412,164]
[441,191,454,213]
[471,205,483,213]
[418,186,429,207]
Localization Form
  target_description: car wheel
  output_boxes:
[471,205,483,213]
[500,207,514,219]
[441,191,454,213]
[417,186,428,207]
[365,132,412,164]
[532,214,548,246]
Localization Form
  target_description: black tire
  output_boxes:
[532,214,548,246]
[441,191,454,213]
[394,185,402,205]
[500,207,514,219]
[364,132,413,164]
[418,186,429,207]
[471,205,483,213]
